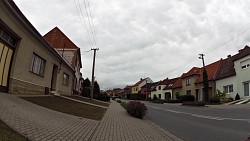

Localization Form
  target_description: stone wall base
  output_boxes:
[9,78,46,95]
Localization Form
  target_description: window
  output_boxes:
[223,85,233,93]
[186,78,191,86]
[186,90,191,95]
[244,82,249,96]
[63,73,69,85]
[30,53,46,76]
[241,59,250,70]
[158,86,161,90]
[158,94,161,99]
[0,25,17,47]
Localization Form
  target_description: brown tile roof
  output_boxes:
[215,45,250,80]
[163,77,179,90]
[233,45,250,61]
[195,60,221,83]
[214,57,236,80]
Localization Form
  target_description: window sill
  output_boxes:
[29,71,44,78]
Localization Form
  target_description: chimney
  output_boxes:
[227,55,231,58]
[238,49,242,53]
[140,78,143,81]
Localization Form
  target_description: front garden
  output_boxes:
[20,96,106,120]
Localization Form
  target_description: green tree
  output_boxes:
[94,81,100,95]
[203,68,209,102]
[82,78,91,97]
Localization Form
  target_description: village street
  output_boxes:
[145,102,250,141]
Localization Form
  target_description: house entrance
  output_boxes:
[0,43,13,93]
[50,64,58,92]
[244,82,249,96]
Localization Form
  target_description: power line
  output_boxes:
[204,23,250,54]
[155,24,250,80]
[74,0,94,47]
[82,0,99,48]
[86,0,99,48]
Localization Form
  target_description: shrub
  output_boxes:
[94,93,110,102]
[180,95,195,102]
[182,101,205,106]
[210,97,221,103]
[126,101,148,119]
[120,101,127,109]
[246,135,250,141]
[235,93,240,100]
[165,99,182,103]
[152,99,164,104]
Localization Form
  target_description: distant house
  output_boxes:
[141,82,158,99]
[44,27,82,95]
[0,0,74,95]
[150,78,178,100]
[179,67,201,100]
[123,85,132,99]
[130,77,153,99]
[172,77,183,99]
[215,46,250,99]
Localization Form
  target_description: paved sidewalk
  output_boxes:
[90,100,183,141]
[0,93,99,141]
[0,93,183,141]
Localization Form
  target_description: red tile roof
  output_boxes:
[172,77,182,89]
[133,78,147,86]
[44,27,82,68]
[44,27,78,49]
[195,60,221,83]
[181,67,201,79]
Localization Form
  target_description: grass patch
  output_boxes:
[120,101,127,109]
[20,96,106,120]
[64,96,110,107]
[0,120,30,141]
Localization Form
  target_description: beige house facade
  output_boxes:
[0,0,75,95]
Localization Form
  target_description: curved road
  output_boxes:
[145,102,250,141]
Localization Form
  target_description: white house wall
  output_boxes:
[234,55,250,99]
[215,76,237,99]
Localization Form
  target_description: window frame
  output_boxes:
[223,85,233,94]
[186,78,191,86]
[158,86,161,90]
[0,20,20,48]
[62,73,69,86]
[30,53,46,77]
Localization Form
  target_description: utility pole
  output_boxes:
[199,54,205,68]
[145,80,148,100]
[90,48,99,100]
[199,54,207,102]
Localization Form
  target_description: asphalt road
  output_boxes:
[145,102,250,141]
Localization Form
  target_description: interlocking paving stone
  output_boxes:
[90,100,183,141]
[0,93,183,141]
[0,94,99,141]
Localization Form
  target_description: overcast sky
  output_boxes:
[14,0,250,90]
